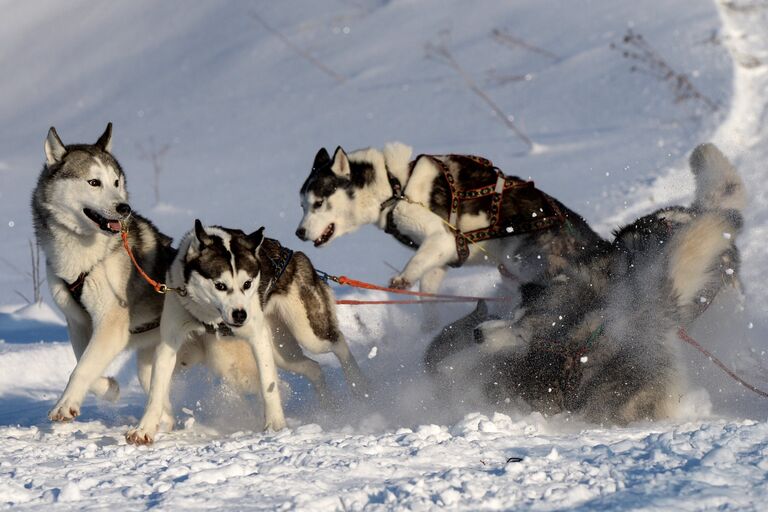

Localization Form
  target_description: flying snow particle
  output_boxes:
[368,346,378,359]
[580,356,588,363]
[8,221,14,227]
[725,268,734,275]
[723,232,732,239]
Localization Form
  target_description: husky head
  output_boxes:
[36,123,131,235]
[296,146,380,247]
[183,220,266,328]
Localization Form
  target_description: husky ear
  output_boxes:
[194,219,212,247]
[313,147,331,172]
[330,146,350,177]
[95,122,113,153]
[45,127,66,166]
[475,299,488,318]
[247,226,265,250]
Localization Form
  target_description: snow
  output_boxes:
[1,0,768,510]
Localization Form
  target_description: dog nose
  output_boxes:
[116,203,132,217]
[474,327,485,344]
[295,227,307,241]
[231,309,247,325]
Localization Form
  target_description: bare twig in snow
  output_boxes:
[491,28,559,62]
[426,40,534,151]
[251,12,346,84]
[611,30,718,111]
[1,239,44,304]
[486,69,533,86]
[136,137,171,206]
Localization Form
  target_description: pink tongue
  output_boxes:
[107,220,122,232]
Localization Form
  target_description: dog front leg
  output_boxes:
[49,270,119,402]
[391,232,456,289]
[127,297,195,445]
[248,322,286,431]
[49,307,130,422]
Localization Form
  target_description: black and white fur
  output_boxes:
[435,143,746,424]
[32,124,180,423]
[296,143,602,294]
[126,221,367,444]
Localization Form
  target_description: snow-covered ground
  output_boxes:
[1,0,767,510]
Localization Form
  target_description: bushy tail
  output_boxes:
[690,143,746,212]
[667,210,741,309]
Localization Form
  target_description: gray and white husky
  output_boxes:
[126,221,367,444]
[430,143,746,424]
[32,123,177,422]
[296,143,602,294]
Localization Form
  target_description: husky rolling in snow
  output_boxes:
[296,143,602,295]
[437,143,745,423]
[126,221,366,444]
[31,123,179,422]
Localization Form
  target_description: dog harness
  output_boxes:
[262,238,294,297]
[63,271,160,334]
[382,154,566,265]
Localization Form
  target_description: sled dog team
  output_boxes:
[31,124,745,444]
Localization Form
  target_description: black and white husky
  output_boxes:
[32,124,178,423]
[429,143,746,424]
[296,143,602,294]
[126,221,366,444]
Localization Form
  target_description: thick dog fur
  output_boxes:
[32,124,180,423]
[296,143,604,294]
[126,222,367,444]
[430,143,745,424]
[32,125,269,428]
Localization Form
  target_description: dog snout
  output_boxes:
[231,309,247,326]
[116,203,132,217]
[474,326,485,344]
[295,227,307,241]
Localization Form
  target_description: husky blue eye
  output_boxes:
[88,179,101,187]
[243,280,252,290]
[215,282,227,291]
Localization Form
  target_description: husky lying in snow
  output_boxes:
[32,124,270,425]
[426,143,745,424]
[126,221,367,444]
[296,143,602,295]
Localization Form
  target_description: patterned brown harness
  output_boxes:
[387,154,566,265]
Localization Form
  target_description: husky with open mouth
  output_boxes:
[31,123,179,422]
[126,221,367,444]
[296,143,603,297]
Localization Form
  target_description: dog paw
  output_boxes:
[389,275,411,290]
[264,416,287,431]
[48,399,80,422]
[125,427,156,445]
